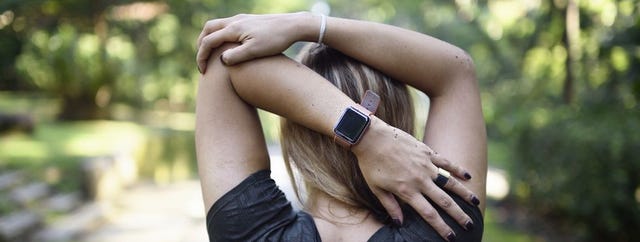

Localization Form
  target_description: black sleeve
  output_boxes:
[206,170,319,242]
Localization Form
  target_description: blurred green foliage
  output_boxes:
[0,0,639,241]
[482,208,537,242]
[515,106,639,241]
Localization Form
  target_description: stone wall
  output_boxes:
[0,154,138,242]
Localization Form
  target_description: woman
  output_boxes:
[195,12,487,241]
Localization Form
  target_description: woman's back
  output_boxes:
[207,170,483,241]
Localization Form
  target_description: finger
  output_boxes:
[430,151,472,180]
[424,178,475,232]
[371,188,404,226]
[405,193,457,242]
[220,41,257,65]
[196,28,238,73]
[433,172,450,188]
[197,18,227,47]
[443,175,481,207]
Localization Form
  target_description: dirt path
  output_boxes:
[79,180,208,242]
[80,145,296,242]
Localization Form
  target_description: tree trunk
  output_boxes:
[57,94,109,120]
[563,0,580,104]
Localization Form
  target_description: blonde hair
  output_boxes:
[280,44,415,220]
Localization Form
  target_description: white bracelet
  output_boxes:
[318,14,327,44]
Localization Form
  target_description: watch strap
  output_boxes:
[361,90,380,114]
[333,132,353,148]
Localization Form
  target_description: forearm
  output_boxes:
[295,13,473,97]
[198,12,474,97]
[226,52,356,137]
[298,13,487,206]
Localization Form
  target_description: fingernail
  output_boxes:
[447,232,456,242]
[464,172,472,180]
[471,196,480,206]
[392,218,402,228]
[465,220,474,231]
[219,54,228,65]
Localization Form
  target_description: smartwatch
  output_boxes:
[333,90,381,148]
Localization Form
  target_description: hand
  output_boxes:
[196,13,310,72]
[352,117,479,241]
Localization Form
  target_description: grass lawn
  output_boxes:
[0,121,148,192]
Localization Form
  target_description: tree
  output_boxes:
[3,0,257,120]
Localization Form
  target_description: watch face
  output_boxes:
[334,107,370,143]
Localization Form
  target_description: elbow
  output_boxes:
[440,48,479,97]
[199,43,240,80]
[452,49,477,85]
[433,48,479,99]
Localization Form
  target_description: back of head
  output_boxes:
[280,44,414,221]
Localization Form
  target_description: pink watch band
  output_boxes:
[360,90,380,114]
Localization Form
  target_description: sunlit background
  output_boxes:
[0,0,638,241]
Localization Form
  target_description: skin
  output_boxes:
[195,12,487,241]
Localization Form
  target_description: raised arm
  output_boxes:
[196,45,354,206]
[319,15,488,207]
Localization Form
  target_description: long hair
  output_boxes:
[280,44,415,221]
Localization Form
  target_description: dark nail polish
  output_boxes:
[471,196,480,206]
[392,218,402,228]
[447,232,456,242]
[464,172,472,180]
[465,221,474,231]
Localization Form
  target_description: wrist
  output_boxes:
[293,11,327,43]
[333,91,380,148]
[351,115,385,157]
